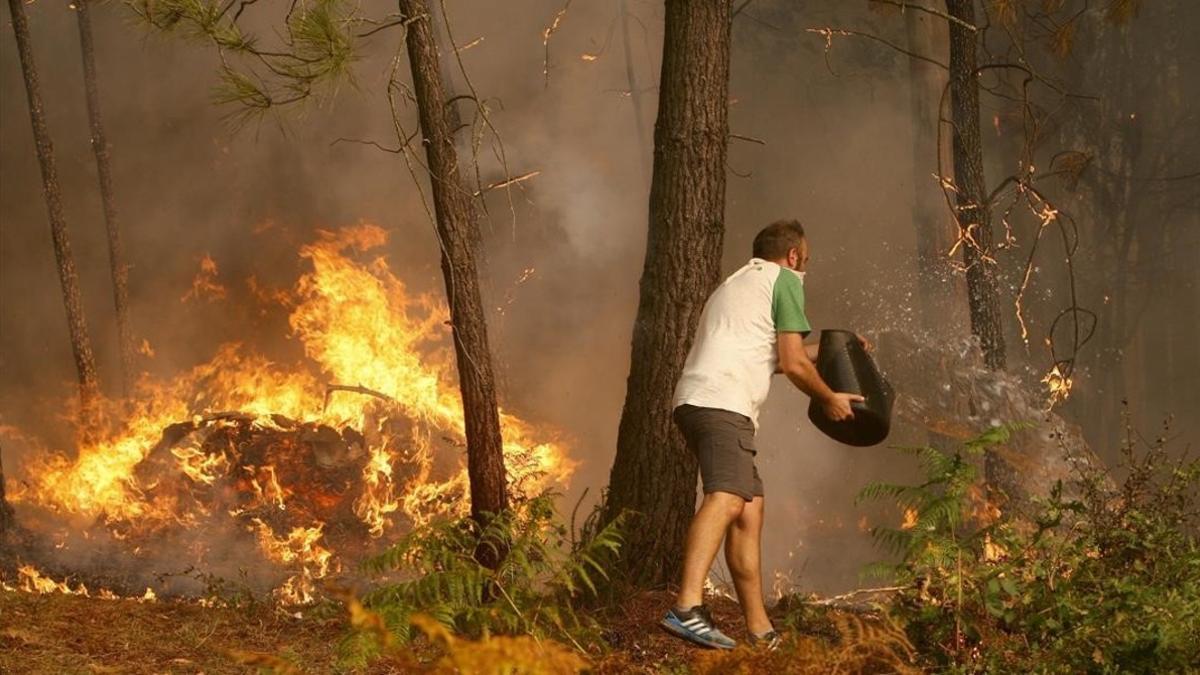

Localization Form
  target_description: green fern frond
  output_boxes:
[856,482,911,504]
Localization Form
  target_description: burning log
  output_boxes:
[135,414,371,534]
[322,383,395,411]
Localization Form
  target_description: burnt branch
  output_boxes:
[323,384,396,411]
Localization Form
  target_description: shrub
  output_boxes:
[859,421,1200,673]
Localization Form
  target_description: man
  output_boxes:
[660,219,867,650]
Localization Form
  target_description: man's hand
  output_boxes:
[856,333,873,353]
[822,392,865,421]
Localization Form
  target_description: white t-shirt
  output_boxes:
[672,258,812,429]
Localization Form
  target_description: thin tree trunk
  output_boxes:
[398,0,508,566]
[0,446,14,539]
[946,0,1005,371]
[602,0,730,587]
[1144,0,1186,427]
[75,0,134,397]
[905,7,956,333]
[1058,13,1134,449]
[619,0,651,185]
[9,0,102,420]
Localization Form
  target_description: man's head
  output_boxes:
[752,219,808,272]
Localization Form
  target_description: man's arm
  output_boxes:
[774,338,819,374]
[778,332,862,421]
[795,334,870,365]
[805,342,819,361]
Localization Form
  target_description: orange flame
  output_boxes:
[181,254,227,303]
[18,565,89,596]
[1041,364,1073,407]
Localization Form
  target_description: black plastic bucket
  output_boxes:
[806,329,895,446]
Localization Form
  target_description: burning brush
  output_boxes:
[1,223,574,605]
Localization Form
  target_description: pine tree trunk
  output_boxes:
[602,0,730,587]
[9,0,102,419]
[946,0,1005,371]
[398,0,508,565]
[905,7,956,332]
[75,0,135,397]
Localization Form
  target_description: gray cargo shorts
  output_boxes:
[673,403,763,501]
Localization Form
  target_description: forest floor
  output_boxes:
[0,589,918,673]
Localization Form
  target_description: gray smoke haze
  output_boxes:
[2,0,1198,597]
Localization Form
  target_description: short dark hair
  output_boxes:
[752,219,806,260]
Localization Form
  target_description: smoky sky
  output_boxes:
[2,0,1198,595]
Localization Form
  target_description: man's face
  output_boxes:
[787,238,810,273]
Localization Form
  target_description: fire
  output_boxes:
[9,564,160,602]
[967,483,1003,525]
[1041,364,1073,407]
[173,442,230,486]
[901,507,919,530]
[18,565,89,596]
[6,223,574,603]
[251,519,334,605]
[982,533,1007,561]
[181,253,227,303]
[356,443,400,537]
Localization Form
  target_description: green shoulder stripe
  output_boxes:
[771,267,811,333]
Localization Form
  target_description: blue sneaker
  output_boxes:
[660,604,737,649]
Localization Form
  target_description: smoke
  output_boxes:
[3,0,1198,599]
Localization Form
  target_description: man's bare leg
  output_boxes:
[675,491,746,609]
[725,495,772,634]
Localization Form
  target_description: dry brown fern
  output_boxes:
[227,649,305,674]
[411,613,589,674]
[827,612,920,673]
[692,610,920,675]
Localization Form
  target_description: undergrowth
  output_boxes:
[691,610,920,674]
[859,420,1200,673]
[337,491,627,668]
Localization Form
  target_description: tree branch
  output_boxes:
[868,0,978,32]
[806,27,948,71]
[323,383,396,411]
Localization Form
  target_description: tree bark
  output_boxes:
[9,0,102,419]
[398,0,508,565]
[602,0,730,587]
[75,0,135,398]
[946,0,1005,371]
[905,7,957,333]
